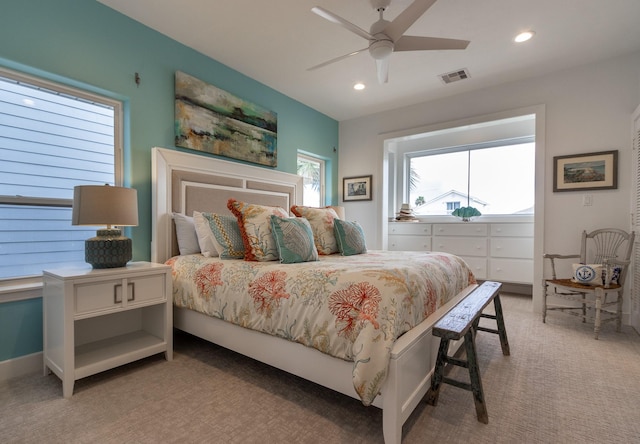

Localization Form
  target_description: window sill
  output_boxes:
[0,278,43,303]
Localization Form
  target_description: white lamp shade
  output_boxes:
[72,185,138,227]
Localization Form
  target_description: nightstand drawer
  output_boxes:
[75,279,124,315]
[127,274,167,306]
[75,274,166,316]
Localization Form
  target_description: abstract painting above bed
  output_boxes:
[167,250,476,406]
[174,71,277,167]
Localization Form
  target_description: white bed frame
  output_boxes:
[151,147,474,443]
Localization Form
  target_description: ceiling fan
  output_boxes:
[309,0,470,84]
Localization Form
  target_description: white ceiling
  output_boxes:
[98,0,640,122]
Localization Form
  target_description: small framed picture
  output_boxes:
[343,175,372,201]
[553,150,618,192]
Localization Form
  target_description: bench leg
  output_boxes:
[493,295,510,356]
[425,338,450,406]
[465,329,488,424]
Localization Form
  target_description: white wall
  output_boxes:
[339,50,640,314]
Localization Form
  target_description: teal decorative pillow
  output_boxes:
[333,219,367,256]
[270,216,318,264]
[201,212,245,259]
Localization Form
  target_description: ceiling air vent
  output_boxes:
[439,68,470,84]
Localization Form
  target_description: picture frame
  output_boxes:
[343,175,372,201]
[553,150,618,192]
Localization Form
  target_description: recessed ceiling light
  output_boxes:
[353,83,365,91]
[514,31,535,43]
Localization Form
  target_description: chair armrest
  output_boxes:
[543,254,580,260]
[543,254,580,280]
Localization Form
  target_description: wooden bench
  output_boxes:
[424,281,509,424]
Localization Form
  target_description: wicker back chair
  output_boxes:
[542,228,635,339]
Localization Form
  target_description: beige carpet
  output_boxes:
[1,294,639,443]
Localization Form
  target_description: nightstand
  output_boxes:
[43,262,172,397]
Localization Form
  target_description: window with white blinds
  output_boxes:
[0,69,121,279]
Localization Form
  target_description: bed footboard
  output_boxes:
[380,283,476,444]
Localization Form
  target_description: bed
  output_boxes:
[151,147,478,443]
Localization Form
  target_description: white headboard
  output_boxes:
[151,147,303,263]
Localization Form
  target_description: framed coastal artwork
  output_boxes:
[175,71,277,167]
[553,150,618,192]
[343,175,372,201]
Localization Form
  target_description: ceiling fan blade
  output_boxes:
[395,35,470,51]
[385,0,437,42]
[307,47,369,71]
[376,58,389,84]
[311,7,373,41]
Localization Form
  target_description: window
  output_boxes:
[0,69,122,280]
[446,201,461,211]
[409,140,535,216]
[297,153,324,207]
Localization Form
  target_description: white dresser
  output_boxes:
[43,262,173,397]
[388,220,534,284]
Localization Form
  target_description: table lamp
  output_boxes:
[72,184,138,268]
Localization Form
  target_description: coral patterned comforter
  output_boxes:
[167,250,476,406]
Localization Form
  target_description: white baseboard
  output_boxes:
[0,352,42,382]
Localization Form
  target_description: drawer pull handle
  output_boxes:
[114,284,122,304]
[128,283,135,302]
[114,283,136,303]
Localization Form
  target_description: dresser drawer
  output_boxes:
[460,256,487,280]
[433,236,487,257]
[433,223,487,237]
[488,258,533,284]
[491,223,534,237]
[490,238,534,259]
[388,235,431,251]
[388,222,431,236]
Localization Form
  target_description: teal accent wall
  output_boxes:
[0,299,42,361]
[0,0,338,362]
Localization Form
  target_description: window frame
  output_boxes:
[0,67,124,286]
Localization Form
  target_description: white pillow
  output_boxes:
[572,263,603,286]
[193,211,219,257]
[172,213,200,255]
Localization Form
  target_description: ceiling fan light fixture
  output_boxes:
[369,39,394,60]
[514,31,535,43]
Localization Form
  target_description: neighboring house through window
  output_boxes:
[0,68,122,280]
